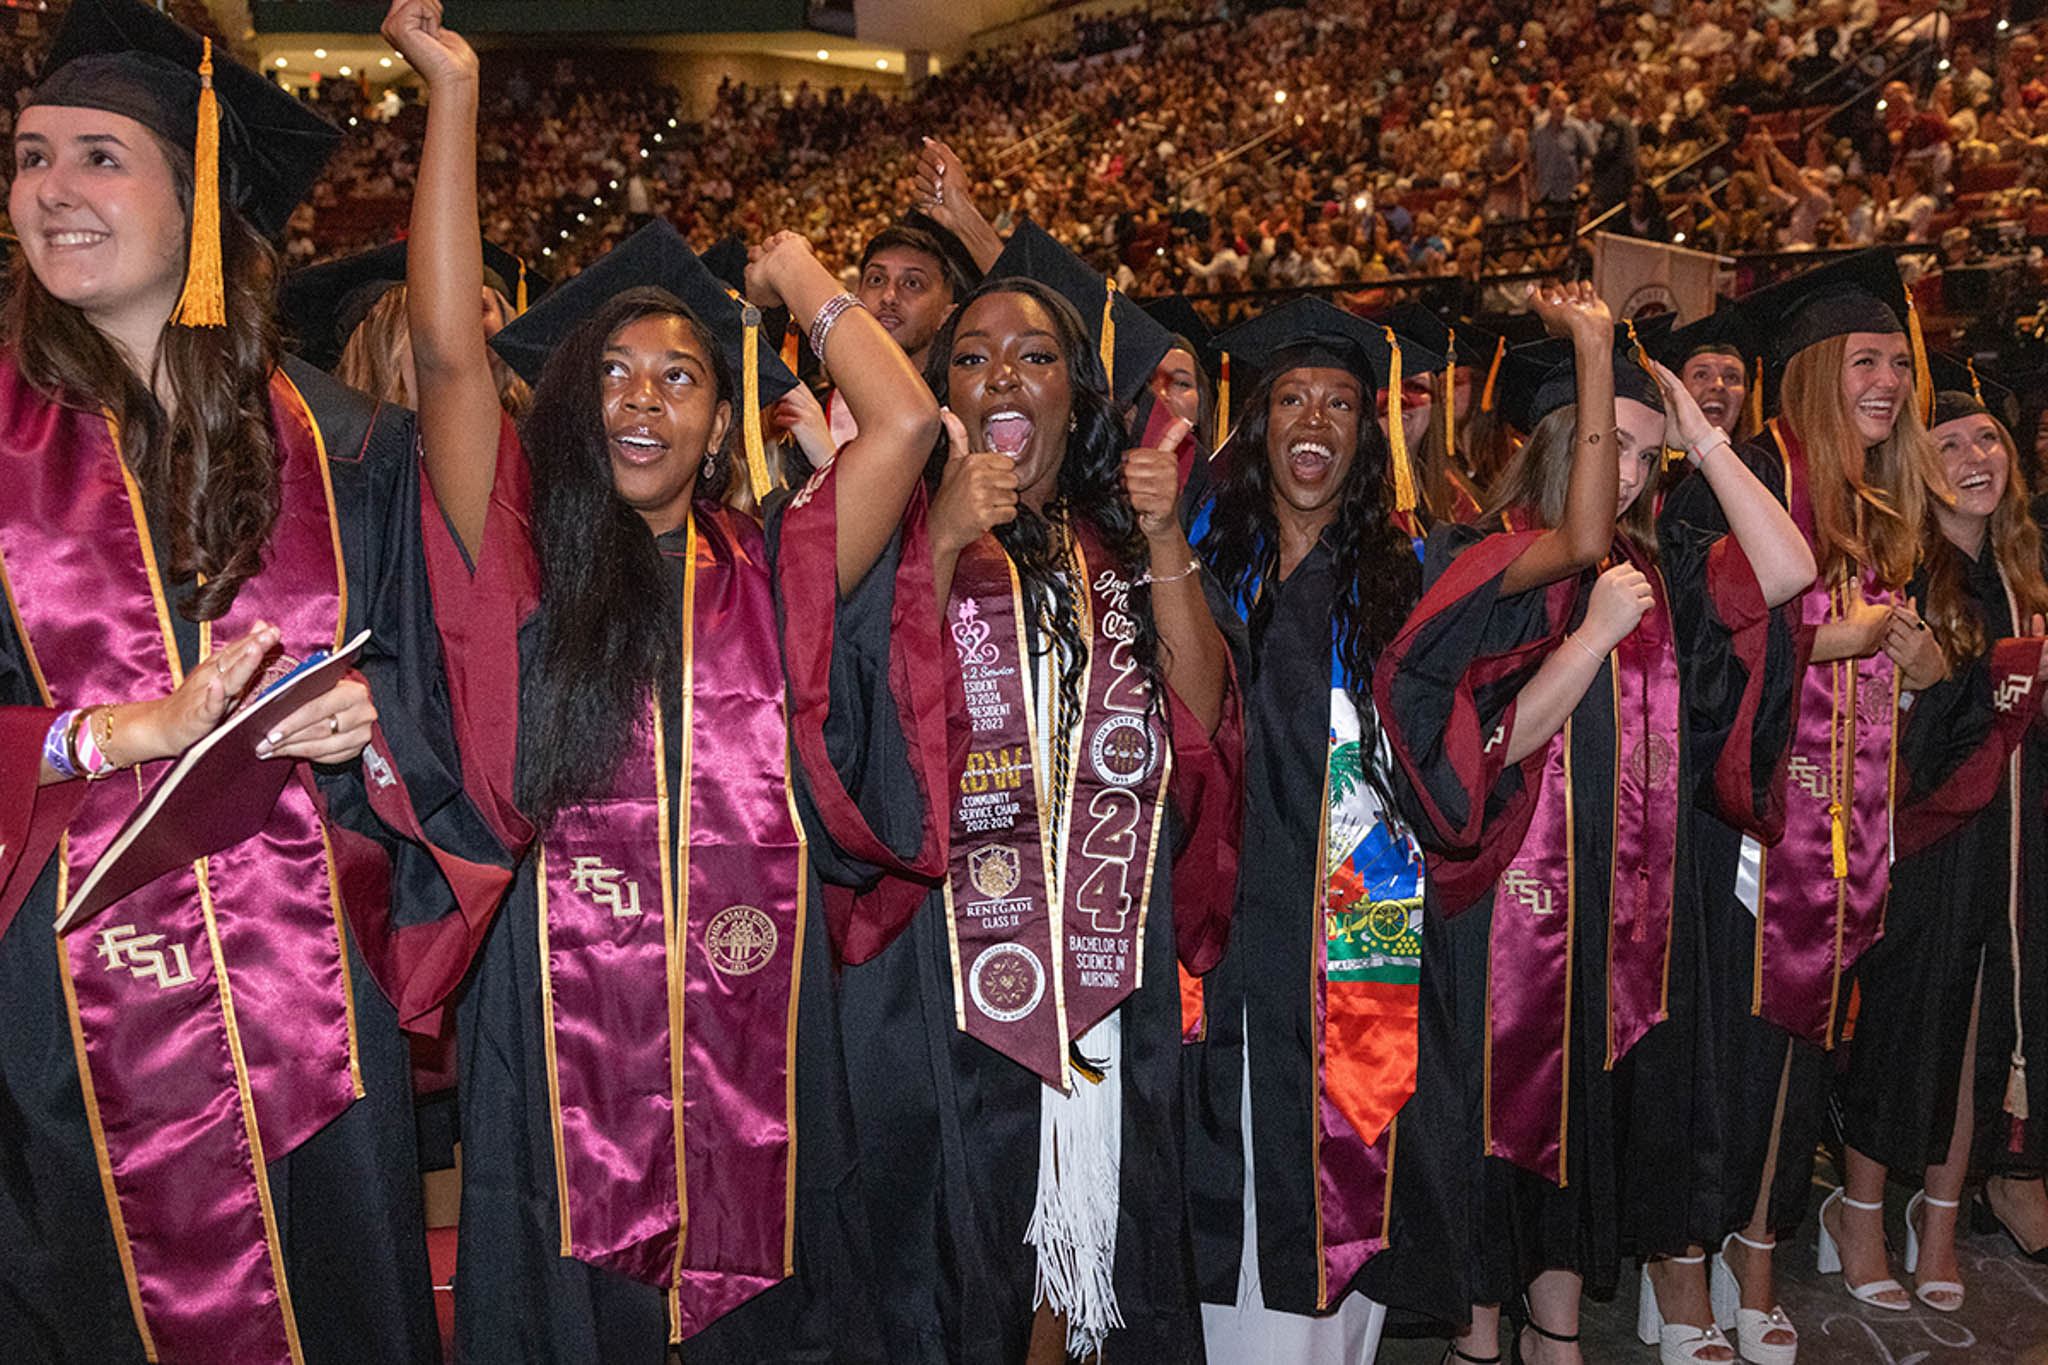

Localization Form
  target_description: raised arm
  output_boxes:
[1499,281,1621,595]
[385,0,498,560]
[912,137,1007,274]
[1123,417,1226,733]
[746,232,941,593]
[1646,357,1816,606]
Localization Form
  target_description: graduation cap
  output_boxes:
[490,220,798,501]
[27,0,343,327]
[1737,249,1932,418]
[1651,307,1764,433]
[1213,295,1422,510]
[698,233,800,377]
[1927,352,2019,431]
[1379,303,1510,459]
[984,218,1176,411]
[1496,323,1668,436]
[1140,293,1237,435]
[280,238,538,372]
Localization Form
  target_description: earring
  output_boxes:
[1068,414,1078,432]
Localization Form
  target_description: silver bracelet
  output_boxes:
[808,292,862,358]
[1136,557,1200,587]
[1567,632,1606,665]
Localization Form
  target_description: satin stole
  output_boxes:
[0,360,354,1365]
[942,527,1172,1088]
[535,505,805,1340]
[1745,421,1895,1047]
[1486,540,1681,1184]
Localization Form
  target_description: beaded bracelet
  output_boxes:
[808,292,863,358]
[43,708,81,779]
[1135,557,1200,587]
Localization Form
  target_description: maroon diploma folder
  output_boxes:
[57,630,370,933]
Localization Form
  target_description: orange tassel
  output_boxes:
[1442,325,1457,461]
[516,260,528,313]
[1100,277,1118,395]
[1747,356,1763,434]
[1481,335,1505,413]
[171,38,225,328]
[1217,351,1231,440]
[1907,288,1932,424]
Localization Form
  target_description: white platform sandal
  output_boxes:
[1636,1258,1736,1364]
[1709,1232,1797,1365]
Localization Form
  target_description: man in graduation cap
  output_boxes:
[390,0,953,1354]
[1658,248,1950,1361]
[0,2,518,1362]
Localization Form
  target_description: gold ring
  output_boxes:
[329,715,340,735]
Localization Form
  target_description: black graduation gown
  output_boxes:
[0,358,502,1365]
[450,507,902,1364]
[830,585,1232,1365]
[1839,539,2048,1176]
[1182,536,1469,1328]
[1660,440,1833,1240]
[1382,507,1797,1307]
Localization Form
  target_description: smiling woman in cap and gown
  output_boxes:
[1177,295,1442,1364]
[810,216,1242,1362]
[1834,378,2048,1312]
[385,0,948,1357]
[0,2,515,1362]
[1376,283,1812,1365]
[1656,249,1949,1361]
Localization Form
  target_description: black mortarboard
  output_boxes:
[280,239,535,372]
[27,0,340,239]
[1379,302,1501,372]
[492,222,795,501]
[1498,323,1669,434]
[700,235,750,295]
[1737,249,1910,363]
[984,218,1175,409]
[1650,305,1759,369]
[1928,352,2019,430]
[1213,295,1425,509]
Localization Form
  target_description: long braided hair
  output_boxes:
[922,277,1164,726]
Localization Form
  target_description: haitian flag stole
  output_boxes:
[1746,421,1895,1047]
[0,361,356,1365]
[943,527,1172,1088]
[536,505,804,1340]
[1315,678,1424,1303]
[1486,538,1680,1185]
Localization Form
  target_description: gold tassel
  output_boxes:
[1747,356,1763,434]
[739,301,771,504]
[1100,277,1118,396]
[1217,351,1231,438]
[1623,316,1647,371]
[1906,288,1932,424]
[1442,326,1457,461]
[1481,335,1505,413]
[1968,356,1985,405]
[1829,801,1848,880]
[1385,326,1416,513]
[516,260,528,313]
[171,38,226,328]
[2007,1053,2030,1121]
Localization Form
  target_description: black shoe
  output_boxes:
[1443,1347,1503,1365]
[1507,1303,1579,1365]
[1973,1186,2048,1264]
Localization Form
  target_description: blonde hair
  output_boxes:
[1777,333,1935,591]
[1920,417,2048,661]
[1480,401,1658,559]
[334,283,533,416]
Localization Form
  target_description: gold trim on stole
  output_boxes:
[1558,718,1577,1187]
[665,521,693,1342]
[536,848,573,1255]
[1311,727,1336,1309]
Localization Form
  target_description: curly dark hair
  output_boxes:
[1197,352,1421,807]
[921,276,1163,727]
[515,286,736,824]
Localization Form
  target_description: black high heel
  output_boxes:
[1442,1347,1503,1365]
[1508,1308,1579,1365]
[1973,1185,2048,1264]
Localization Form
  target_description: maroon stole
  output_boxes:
[535,504,804,1339]
[0,358,356,1364]
[1751,420,1895,1047]
[1485,536,1682,1182]
[942,526,1172,1087]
